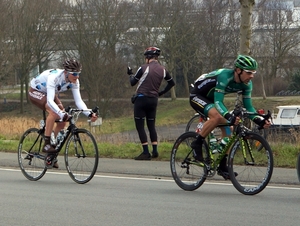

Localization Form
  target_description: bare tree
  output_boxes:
[0,1,15,86]
[196,0,241,71]
[9,0,64,112]
[64,0,130,117]
[252,0,300,96]
[161,0,197,99]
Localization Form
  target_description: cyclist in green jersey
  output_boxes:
[189,55,271,179]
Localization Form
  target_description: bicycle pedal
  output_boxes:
[217,171,230,180]
[45,155,57,169]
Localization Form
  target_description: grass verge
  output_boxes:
[1,96,300,168]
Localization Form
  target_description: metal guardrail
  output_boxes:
[275,90,300,96]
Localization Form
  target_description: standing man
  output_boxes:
[128,47,175,160]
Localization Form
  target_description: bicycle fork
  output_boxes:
[237,137,256,166]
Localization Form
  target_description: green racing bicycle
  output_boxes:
[170,92,273,195]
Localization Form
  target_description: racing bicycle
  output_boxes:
[170,91,273,195]
[18,106,99,184]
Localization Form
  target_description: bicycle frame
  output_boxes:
[46,110,92,164]
[57,122,88,158]
[27,109,92,164]
[193,121,257,178]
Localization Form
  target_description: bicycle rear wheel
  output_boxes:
[186,114,222,140]
[64,128,99,184]
[18,128,47,181]
[185,114,202,132]
[170,132,209,191]
[228,132,273,195]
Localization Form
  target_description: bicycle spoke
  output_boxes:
[228,132,273,195]
[65,129,99,184]
[170,132,208,191]
[18,128,47,181]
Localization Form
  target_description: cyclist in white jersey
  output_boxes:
[28,59,97,167]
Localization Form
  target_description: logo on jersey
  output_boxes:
[192,96,207,108]
[29,90,45,100]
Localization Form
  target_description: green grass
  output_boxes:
[2,137,300,168]
[1,96,300,168]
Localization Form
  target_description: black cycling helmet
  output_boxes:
[63,59,82,72]
[234,55,258,70]
[144,47,160,59]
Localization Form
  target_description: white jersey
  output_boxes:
[30,69,88,118]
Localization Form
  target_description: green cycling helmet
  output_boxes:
[234,55,258,70]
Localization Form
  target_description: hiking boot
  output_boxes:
[191,140,203,162]
[43,144,57,153]
[134,153,151,160]
[152,152,159,158]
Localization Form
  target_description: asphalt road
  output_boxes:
[1,168,300,226]
[1,152,299,185]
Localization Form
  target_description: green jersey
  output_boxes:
[191,68,256,118]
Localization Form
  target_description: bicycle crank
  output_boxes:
[44,154,57,169]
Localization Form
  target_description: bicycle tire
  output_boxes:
[18,128,47,181]
[228,131,273,195]
[249,120,268,139]
[296,153,300,182]
[170,131,209,191]
[185,114,202,132]
[64,128,99,184]
[186,114,222,141]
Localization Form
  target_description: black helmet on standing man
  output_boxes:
[144,47,161,59]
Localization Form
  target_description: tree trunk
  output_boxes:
[239,0,255,55]
[261,74,267,99]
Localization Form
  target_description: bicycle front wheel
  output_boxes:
[170,132,209,191]
[228,132,273,195]
[296,153,300,182]
[18,128,47,181]
[65,129,99,184]
[249,120,268,141]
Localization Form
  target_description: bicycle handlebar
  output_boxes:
[231,91,273,129]
[232,107,272,130]
[65,106,99,115]
[60,106,99,123]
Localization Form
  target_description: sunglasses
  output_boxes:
[244,70,256,75]
[68,71,80,76]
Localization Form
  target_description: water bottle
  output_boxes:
[56,130,65,144]
[210,132,220,154]
[39,120,45,129]
[196,121,204,133]
[219,137,229,152]
[50,131,56,146]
